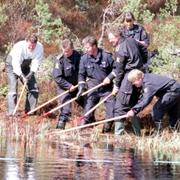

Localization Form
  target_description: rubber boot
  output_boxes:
[169,120,180,133]
[56,121,66,129]
[152,121,162,137]
[114,119,125,135]
[102,122,113,133]
[56,116,68,129]
[131,116,141,136]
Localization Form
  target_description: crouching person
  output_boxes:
[6,34,44,116]
[53,39,84,129]
[126,69,180,135]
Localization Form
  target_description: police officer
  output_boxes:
[126,69,180,135]
[53,39,84,129]
[122,11,151,70]
[77,35,115,132]
[122,11,149,48]
[107,26,146,136]
[6,34,44,115]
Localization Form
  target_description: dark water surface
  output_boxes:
[0,140,180,180]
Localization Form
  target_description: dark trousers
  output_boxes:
[6,58,38,115]
[114,82,141,135]
[83,90,115,123]
[58,88,84,122]
[152,84,180,127]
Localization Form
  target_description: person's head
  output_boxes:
[128,69,144,87]
[122,11,135,29]
[107,26,123,47]
[61,39,74,57]
[26,34,38,51]
[82,35,98,56]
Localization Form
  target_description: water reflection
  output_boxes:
[0,140,179,179]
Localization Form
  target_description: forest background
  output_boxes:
[0,0,180,119]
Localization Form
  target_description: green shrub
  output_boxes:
[34,0,68,44]
[149,45,180,80]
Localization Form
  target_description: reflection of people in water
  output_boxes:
[75,143,94,179]
[100,143,114,180]
[76,143,93,167]
[113,147,143,179]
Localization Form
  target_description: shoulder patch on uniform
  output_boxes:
[55,62,59,69]
[116,56,125,63]
[117,57,120,63]
[144,87,148,93]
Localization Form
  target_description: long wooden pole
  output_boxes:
[84,93,112,117]
[27,84,78,115]
[44,83,104,117]
[12,82,27,116]
[47,115,127,135]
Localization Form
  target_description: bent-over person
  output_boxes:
[126,69,180,135]
[107,26,147,136]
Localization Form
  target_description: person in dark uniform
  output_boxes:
[126,69,180,135]
[122,11,149,48]
[121,11,155,71]
[53,39,84,129]
[76,35,116,131]
[107,26,146,136]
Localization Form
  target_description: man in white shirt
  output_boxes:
[6,34,44,116]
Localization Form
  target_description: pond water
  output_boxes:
[0,139,180,180]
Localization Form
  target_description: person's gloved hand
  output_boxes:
[112,85,119,96]
[26,71,34,80]
[103,77,111,85]
[69,85,77,92]
[126,109,135,118]
[19,74,27,84]
[76,84,85,99]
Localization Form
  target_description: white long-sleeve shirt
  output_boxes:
[9,40,44,76]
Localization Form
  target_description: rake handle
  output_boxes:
[12,82,27,116]
[44,83,104,116]
[27,84,78,115]
[84,93,112,117]
[47,115,127,135]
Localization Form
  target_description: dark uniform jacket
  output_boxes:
[114,37,144,93]
[122,23,149,46]
[132,73,180,113]
[122,23,149,64]
[79,48,114,91]
[53,50,81,90]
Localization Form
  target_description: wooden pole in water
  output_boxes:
[48,115,127,135]
[13,82,27,116]
[27,84,78,115]
[44,83,104,117]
